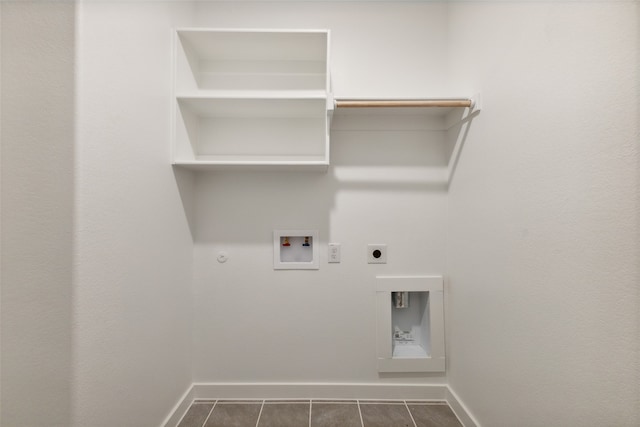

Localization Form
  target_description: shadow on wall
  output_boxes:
[172,108,478,244]
[191,130,450,245]
[173,167,197,240]
[1,2,75,426]
[446,108,480,190]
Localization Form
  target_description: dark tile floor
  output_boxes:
[177,399,463,427]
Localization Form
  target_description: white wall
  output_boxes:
[446,2,639,426]
[1,3,75,425]
[191,1,451,385]
[72,2,196,426]
[194,1,450,98]
[3,2,638,426]
[2,2,196,426]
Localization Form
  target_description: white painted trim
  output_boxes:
[445,385,481,427]
[191,382,448,401]
[174,27,331,35]
[161,382,479,427]
[161,384,196,427]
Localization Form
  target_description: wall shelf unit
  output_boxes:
[172,28,479,172]
[173,28,331,171]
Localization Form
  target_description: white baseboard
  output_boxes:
[190,382,448,401]
[161,384,196,427]
[446,386,481,427]
[162,382,477,427]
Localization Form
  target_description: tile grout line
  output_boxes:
[200,400,217,427]
[175,399,195,427]
[308,400,312,427]
[404,401,418,427]
[356,400,365,427]
[254,400,265,427]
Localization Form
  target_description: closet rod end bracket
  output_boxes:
[470,92,482,112]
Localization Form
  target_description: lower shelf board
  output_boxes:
[172,159,329,172]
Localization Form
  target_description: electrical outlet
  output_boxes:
[367,244,387,264]
[328,243,341,263]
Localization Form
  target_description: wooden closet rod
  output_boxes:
[335,99,473,108]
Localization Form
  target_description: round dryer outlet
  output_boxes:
[367,244,387,264]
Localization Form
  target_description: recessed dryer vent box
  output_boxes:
[375,276,445,372]
[273,230,319,270]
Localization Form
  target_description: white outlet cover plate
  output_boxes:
[328,243,341,263]
[368,244,387,264]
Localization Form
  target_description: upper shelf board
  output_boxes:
[176,28,329,62]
